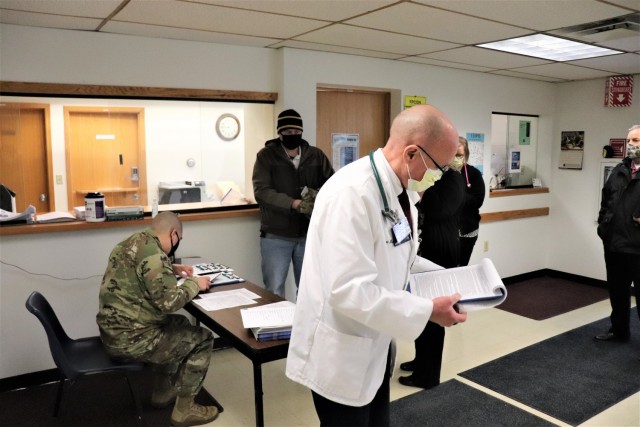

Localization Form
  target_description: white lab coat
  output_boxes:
[286,149,439,407]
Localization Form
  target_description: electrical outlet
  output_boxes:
[55,175,63,185]
[483,241,489,252]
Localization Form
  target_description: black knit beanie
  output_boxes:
[277,109,303,134]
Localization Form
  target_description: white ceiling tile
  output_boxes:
[584,34,640,53]
[510,63,618,80]
[488,70,567,83]
[114,0,326,39]
[270,40,405,60]
[346,2,529,44]
[196,0,398,21]
[296,24,460,55]
[399,56,496,72]
[415,0,631,31]
[567,53,640,74]
[0,0,122,18]
[0,0,634,82]
[102,21,280,48]
[420,46,551,69]
[603,0,640,11]
[0,9,102,31]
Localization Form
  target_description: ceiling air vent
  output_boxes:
[558,13,639,43]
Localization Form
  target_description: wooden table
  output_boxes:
[184,281,290,427]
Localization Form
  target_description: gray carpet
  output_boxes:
[459,312,640,426]
[390,379,555,427]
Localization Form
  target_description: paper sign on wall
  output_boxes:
[604,75,633,107]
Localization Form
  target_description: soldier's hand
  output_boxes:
[195,276,212,292]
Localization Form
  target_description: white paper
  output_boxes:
[36,211,77,223]
[192,289,259,311]
[240,301,296,328]
[409,258,507,311]
[0,205,35,223]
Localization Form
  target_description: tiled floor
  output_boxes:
[200,298,639,426]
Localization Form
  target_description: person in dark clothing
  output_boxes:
[594,125,640,343]
[398,141,466,389]
[458,136,486,266]
[252,109,334,298]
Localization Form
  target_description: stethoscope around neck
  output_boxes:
[369,151,400,224]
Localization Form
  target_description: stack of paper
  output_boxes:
[409,258,507,311]
[240,301,295,342]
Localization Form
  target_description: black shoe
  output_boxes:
[594,332,629,342]
[398,375,438,389]
[399,361,415,372]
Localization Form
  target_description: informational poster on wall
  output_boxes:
[559,131,584,170]
[508,149,521,173]
[465,132,485,173]
[331,133,359,171]
[609,138,626,158]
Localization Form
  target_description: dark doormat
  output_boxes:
[496,276,608,320]
[390,379,555,427]
[459,311,640,426]
[0,367,221,427]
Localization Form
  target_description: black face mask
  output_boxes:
[168,231,180,259]
[281,134,302,150]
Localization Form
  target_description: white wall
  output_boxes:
[1,23,637,379]
[548,78,640,279]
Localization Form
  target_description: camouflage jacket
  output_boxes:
[96,227,199,352]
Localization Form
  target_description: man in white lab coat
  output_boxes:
[286,105,467,426]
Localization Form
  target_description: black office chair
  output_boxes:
[25,291,146,425]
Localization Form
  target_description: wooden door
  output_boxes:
[64,107,147,208]
[316,89,390,169]
[0,103,52,213]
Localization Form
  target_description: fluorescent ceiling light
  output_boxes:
[478,34,622,61]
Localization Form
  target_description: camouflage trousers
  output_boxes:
[107,314,213,396]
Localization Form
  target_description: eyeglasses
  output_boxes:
[416,145,449,173]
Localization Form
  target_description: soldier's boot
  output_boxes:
[151,374,177,409]
[170,394,219,427]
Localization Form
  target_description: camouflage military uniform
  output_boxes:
[97,227,213,395]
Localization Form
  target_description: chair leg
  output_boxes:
[124,374,146,427]
[53,375,66,417]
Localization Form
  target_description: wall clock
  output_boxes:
[216,113,240,141]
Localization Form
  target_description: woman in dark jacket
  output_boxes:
[398,140,466,389]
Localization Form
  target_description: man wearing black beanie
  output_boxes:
[252,109,334,298]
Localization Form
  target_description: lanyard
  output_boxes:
[369,151,399,223]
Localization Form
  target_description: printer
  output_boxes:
[158,181,206,204]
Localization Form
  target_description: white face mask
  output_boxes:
[406,151,443,193]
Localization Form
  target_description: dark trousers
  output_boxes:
[411,321,444,386]
[604,249,640,339]
[311,350,391,427]
[459,235,478,267]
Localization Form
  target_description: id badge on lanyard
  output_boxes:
[392,217,411,246]
[369,151,412,246]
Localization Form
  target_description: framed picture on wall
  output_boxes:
[559,131,585,170]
